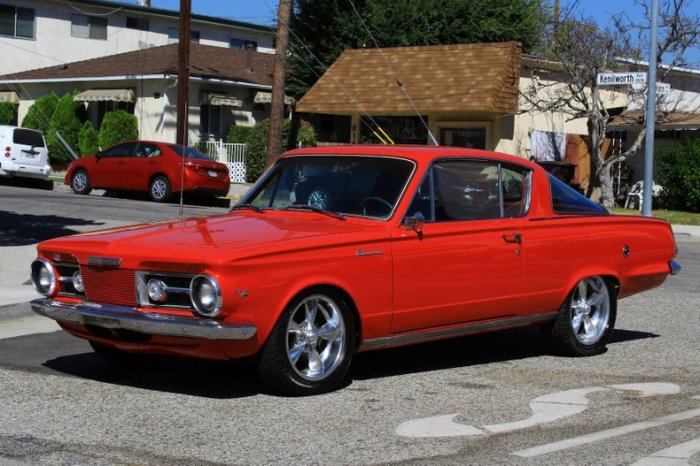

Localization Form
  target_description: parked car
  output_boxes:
[65,141,230,202]
[0,125,52,184]
[30,145,680,395]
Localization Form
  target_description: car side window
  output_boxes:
[135,143,161,158]
[102,142,137,158]
[406,160,531,222]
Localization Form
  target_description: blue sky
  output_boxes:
[149,0,700,66]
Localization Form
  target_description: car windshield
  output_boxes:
[168,144,213,161]
[242,155,415,219]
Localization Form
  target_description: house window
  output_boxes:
[126,16,149,31]
[0,5,35,39]
[71,14,107,40]
[200,104,221,136]
[439,127,486,149]
[167,27,200,43]
[230,38,257,50]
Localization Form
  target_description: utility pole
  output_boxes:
[642,0,659,217]
[266,0,293,167]
[176,0,191,146]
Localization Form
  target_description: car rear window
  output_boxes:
[549,174,608,215]
[13,128,45,147]
[168,144,212,161]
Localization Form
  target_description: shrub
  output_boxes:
[78,121,99,156]
[0,102,16,125]
[46,93,84,164]
[226,124,253,143]
[243,119,317,183]
[656,137,700,213]
[22,93,59,131]
[99,110,138,149]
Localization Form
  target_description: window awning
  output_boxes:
[254,91,295,106]
[200,93,243,107]
[74,89,135,103]
[0,91,19,103]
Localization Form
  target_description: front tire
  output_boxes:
[149,175,171,202]
[257,289,355,396]
[71,170,92,195]
[546,276,616,356]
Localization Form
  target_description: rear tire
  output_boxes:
[71,170,92,195]
[149,175,171,202]
[545,276,616,356]
[257,289,355,396]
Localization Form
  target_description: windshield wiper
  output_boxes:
[285,204,346,220]
[231,203,265,213]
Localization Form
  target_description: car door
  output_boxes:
[123,142,163,190]
[390,159,531,333]
[92,142,137,189]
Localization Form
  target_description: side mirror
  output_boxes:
[95,151,103,160]
[403,213,425,239]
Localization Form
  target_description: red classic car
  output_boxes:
[31,145,680,395]
[65,141,230,202]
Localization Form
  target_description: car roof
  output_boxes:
[281,145,540,169]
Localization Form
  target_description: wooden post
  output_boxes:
[266,0,293,167]
[176,0,191,146]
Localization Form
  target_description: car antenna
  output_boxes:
[347,0,439,146]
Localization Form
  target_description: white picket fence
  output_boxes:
[196,140,247,183]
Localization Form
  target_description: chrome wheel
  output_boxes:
[71,170,91,195]
[569,277,610,345]
[149,176,171,202]
[307,188,330,210]
[286,294,346,381]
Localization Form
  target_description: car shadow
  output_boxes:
[0,176,53,191]
[0,210,105,246]
[18,326,659,399]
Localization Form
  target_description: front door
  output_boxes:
[391,159,531,333]
[92,142,137,189]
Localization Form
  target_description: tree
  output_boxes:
[46,93,85,165]
[78,121,99,156]
[288,0,546,98]
[520,0,700,207]
[0,102,16,125]
[656,137,700,212]
[22,93,59,132]
[98,110,138,149]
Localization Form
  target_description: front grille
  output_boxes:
[82,267,136,306]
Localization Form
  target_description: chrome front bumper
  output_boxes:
[31,298,256,340]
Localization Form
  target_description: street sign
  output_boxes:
[656,82,671,95]
[597,72,647,85]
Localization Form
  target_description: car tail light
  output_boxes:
[31,258,59,297]
[4,146,10,158]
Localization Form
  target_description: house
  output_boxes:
[296,42,700,194]
[0,0,274,76]
[1,43,277,143]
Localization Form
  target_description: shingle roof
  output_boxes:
[5,43,274,86]
[296,42,521,115]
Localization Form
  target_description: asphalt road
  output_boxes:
[0,182,698,465]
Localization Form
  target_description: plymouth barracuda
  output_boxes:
[30,145,680,395]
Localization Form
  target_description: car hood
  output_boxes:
[38,212,388,265]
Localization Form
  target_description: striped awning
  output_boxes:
[200,93,243,107]
[74,89,136,103]
[254,91,295,105]
[0,91,19,103]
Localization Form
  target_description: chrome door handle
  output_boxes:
[503,233,522,244]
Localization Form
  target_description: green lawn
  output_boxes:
[611,207,700,225]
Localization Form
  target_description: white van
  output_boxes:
[0,125,52,181]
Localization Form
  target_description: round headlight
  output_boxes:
[72,270,84,293]
[147,279,168,303]
[30,258,58,297]
[190,275,222,317]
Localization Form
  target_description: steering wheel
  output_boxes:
[358,197,393,216]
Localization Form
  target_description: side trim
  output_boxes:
[360,312,557,350]
[30,298,256,341]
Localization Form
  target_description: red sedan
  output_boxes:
[65,140,230,201]
[33,145,679,395]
